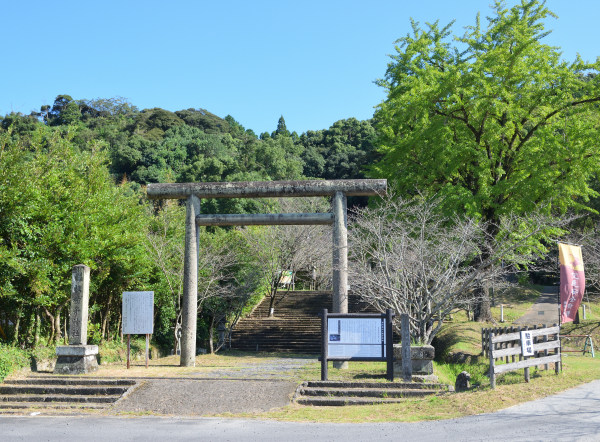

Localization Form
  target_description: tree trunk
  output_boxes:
[54,308,62,344]
[34,310,41,346]
[101,293,113,342]
[474,281,493,322]
[44,307,55,343]
[25,312,35,346]
[268,287,278,317]
[63,314,68,344]
[13,315,20,345]
[208,315,215,354]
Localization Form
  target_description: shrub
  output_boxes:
[0,345,30,382]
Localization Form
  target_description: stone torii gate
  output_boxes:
[147,179,386,366]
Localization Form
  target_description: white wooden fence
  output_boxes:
[488,325,561,388]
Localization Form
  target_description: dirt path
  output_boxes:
[513,286,559,325]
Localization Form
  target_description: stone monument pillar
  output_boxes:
[54,265,99,374]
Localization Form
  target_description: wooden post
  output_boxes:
[489,333,496,389]
[543,324,549,371]
[401,314,412,382]
[482,328,486,357]
[127,334,131,369]
[386,309,394,382]
[511,326,516,363]
[524,326,533,382]
[321,309,328,381]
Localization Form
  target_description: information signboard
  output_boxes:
[327,317,386,358]
[320,309,394,381]
[122,291,154,335]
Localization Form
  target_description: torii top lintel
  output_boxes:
[146,179,387,200]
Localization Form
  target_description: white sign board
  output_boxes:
[122,291,154,335]
[520,330,535,357]
[327,317,386,358]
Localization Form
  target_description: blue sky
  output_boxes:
[1,1,598,135]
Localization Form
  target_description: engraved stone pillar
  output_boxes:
[181,195,201,367]
[54,265,98,374]
[69,264,90,345]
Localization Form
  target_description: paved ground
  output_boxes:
[109,356,314,415]
[3,380,600,441]
[111,378,298,415]
[514,286,560,325]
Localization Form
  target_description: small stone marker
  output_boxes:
[455,371,471,392]
[54,265,99,374]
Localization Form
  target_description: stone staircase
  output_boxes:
[294,380,453,406]
[0,376,137,414]
[230,290,378,353]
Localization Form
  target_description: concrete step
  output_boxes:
[0,401,109,410]
[299,387,438,398]
[296,396,417,406]
[294,380,453,406]
[305,381,447,390]
[0,385,129,395]
[0,393,122,403]
[0,376,138,415]
[4,378,135,387]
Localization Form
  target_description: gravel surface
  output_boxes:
[111,379,298,415]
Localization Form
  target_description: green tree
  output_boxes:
[0,128,149,345]
[372,0,600,319]
[48,95,81,126]
[273,116,291,138]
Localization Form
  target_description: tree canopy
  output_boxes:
[372,0,600,225]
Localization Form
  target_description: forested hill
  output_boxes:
[1,94,380,194]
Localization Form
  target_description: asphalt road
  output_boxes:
[2,380,600,441]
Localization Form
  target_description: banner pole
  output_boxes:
[321,309,328,381]
[146,334,149,369]
[557,249,561,327]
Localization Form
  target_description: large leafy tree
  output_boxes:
[372,0,600,319]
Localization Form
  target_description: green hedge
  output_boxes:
[0,345,30,382]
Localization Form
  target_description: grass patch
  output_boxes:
[260,355,600,423]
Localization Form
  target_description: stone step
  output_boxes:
[294,380,452,406]
[0,401,109,410]
[295,396,418,406]
[0,393,122,403]
[305,380,447,390]
[299,387,438,398]
[0,385,130,396]
[4,378,135,387]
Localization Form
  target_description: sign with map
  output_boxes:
[327,317,386,358]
